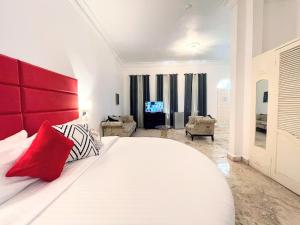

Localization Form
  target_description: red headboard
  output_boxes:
[0,54,79,139]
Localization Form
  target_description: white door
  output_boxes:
[270,40,300,194]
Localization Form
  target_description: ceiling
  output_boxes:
[84,0,231,63]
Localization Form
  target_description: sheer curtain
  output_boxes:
[137,76,144,127]
[184,73,193,124]
[156,74,178,126]
[184,73,207,124]
[169,74,178,126]
[191,74,199,116]
[130,75,150,128]
[163,75,170,125]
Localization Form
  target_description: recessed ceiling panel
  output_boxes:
[84,0,230,62]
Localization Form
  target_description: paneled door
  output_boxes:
[270,40,300,195]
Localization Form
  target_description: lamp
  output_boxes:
[80,99,92,117]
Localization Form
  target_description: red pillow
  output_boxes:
[6,121,74,181]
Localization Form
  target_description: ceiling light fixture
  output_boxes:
[187,42,201,51]
[185,3,193,10]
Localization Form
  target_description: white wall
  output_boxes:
[262,0,299,52]
[122,61,230,119]
[0,0,123,130]
[253,0,264,56]
[298,0,300,35]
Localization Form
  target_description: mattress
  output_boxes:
[1,137,234,225]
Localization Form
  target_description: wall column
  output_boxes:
[228,0,255,160]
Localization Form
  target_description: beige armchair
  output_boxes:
[185,115,216,141]
[101,115,136,137]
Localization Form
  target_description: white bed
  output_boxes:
[0,137,234,225]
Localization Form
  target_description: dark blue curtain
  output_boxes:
[184,73,193,124]
[156,74,163,101]
[130,75,138,123]
[143,75,150,104]
[170,74,178,126]
[198,73,207,116]
[130,75,150,126]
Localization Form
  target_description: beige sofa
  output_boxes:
[101,115,136,137]
[185,115,216,141]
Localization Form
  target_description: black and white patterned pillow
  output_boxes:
[53,123,99,162]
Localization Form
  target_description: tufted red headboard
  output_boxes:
[0,54,79,139]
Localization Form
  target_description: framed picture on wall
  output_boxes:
[263,91,268,103]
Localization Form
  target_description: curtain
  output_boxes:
[156,74,178,126]
[129,75,150,128]
[130,75,138,123]
[191,74,199,116]
[137,76,144,127]
[198,73,207,116]
[163,75,170,125]
[169,74,178,126]
[143,75,150,128]
[156,74,163,101]
[184,73,193,124]
[184,73,207,124]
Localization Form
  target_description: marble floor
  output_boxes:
[133,127,300,225]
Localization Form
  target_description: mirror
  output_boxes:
[255,79,268,148]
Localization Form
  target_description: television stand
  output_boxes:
[144,112,165,129]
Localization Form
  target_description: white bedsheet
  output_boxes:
[1,137,234,225]
[0,136,119,225]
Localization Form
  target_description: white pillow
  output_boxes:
[0,135,38,205]
[0,130,28,152]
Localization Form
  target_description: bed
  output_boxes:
[0,54,234,225]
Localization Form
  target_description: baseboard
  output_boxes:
[227,153,242,162]
[227,153,249,165]
[242,157,249,165]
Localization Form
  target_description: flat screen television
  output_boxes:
[145,101,164,113]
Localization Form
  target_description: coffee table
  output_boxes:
[155,125,172,138]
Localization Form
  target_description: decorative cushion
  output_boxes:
[53,123,99,162]
[6,121,74,182]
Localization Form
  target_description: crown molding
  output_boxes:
[68,0,124,65]
[123,59,229,69]
[226,0,238,8]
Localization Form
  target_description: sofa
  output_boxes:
[101,115,136,137]
[256,114,267,131]
[185,115,216,141]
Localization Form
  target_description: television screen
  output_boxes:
[145,101,164,113]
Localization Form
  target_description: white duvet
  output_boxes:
[0,135,38,205]
[0,137,234,225]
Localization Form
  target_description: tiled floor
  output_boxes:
[133,127,300,225]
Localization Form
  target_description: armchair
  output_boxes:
[185,116,216,141]
[101,115,136,137]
